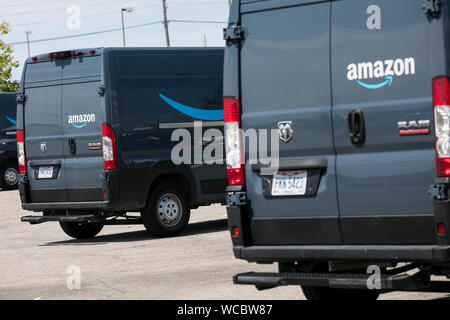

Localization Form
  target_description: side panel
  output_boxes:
[240,1,341,245]
[331,0,436,244]
[107,49,226,207]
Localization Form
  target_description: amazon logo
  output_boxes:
[347,57,415,90]
[68,113,96,128]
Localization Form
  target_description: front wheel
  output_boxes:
[141,184,190,237]
[59,222,104,239]
[301,285,379,301]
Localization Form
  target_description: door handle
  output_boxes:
[68,137,77,155]
[347,109,365,145]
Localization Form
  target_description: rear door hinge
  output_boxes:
[16,93,27,103]
[227,191,247,207]
[428,184,447,200]
[97,85,105,96]
[423,0,441,16]
[223,25,244,45]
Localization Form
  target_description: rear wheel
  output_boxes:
[301,285,379,301]
[141,184,190,237]
[0,162,19,190]
[59,222,104,239]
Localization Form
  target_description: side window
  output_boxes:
[111,52,224,130]
[117,76,223,130]
[114,53,223,75]
[0,97,17,139]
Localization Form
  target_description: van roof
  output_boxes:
[26,47,224,64]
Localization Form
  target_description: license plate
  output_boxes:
[271,171,307,196]
[38,166,54,179]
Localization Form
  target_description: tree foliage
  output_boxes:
[0,21,19,93]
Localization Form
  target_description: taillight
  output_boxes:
[438,223,446,235]
[102,123,118,170]
[224,97,245,186]
[433,76,450,177]
[17,129,27,174]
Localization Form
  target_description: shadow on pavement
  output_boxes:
[40,218,228,246]
[432,294,450,300]
[0,188,18,192]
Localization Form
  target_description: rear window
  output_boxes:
[24,61,60,83]
[24,55,101,84]
[62,55,101,79]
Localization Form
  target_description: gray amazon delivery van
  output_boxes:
[224,0,450,299]
[19,47,227,239]
[0,92,18,189]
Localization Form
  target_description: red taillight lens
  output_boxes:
[102,123,118,170]
[224,97,245,186]
[228,166,245,186]
[433,76,450,177]
[438,223,446,235]
[437,158,450,177]
[224,97,241,123]
[433,77,450,106]
[17,129,27,174]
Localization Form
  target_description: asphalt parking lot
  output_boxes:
[0,189,449,300]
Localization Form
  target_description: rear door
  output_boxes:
[61,56,104,202]
[240,0,342,245]
[24,61,67,202]
[331,0,436,244]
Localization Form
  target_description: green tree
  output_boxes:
[0,21,19,92]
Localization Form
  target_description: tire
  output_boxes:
[141,183,190,237]
[301,285,379,301]
[0,162,19,190]
[59,222,104,239]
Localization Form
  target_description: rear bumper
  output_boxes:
[233,244,450,263]
[18,170,121,212]
[233,269,450,292]
[227,190,450,263]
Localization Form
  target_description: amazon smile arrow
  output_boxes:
[159,93,224,121]
[356,76,393,90]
